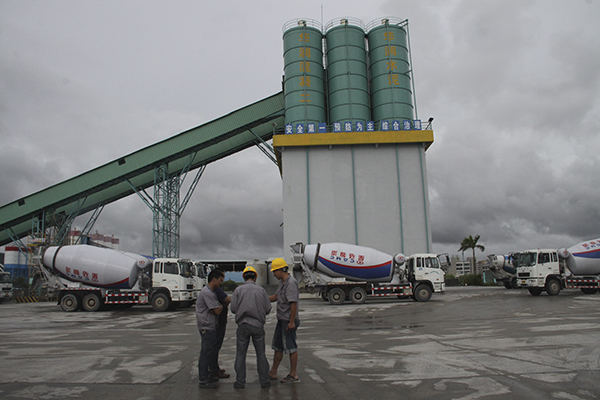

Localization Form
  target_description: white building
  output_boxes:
[447,255,473,276]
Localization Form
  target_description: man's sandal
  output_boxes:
[280,374,300,383]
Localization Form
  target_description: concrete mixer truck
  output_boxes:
[290,242,446,304]
[40,245,198,312]
[514,238,600,296]
[487,254,518,289]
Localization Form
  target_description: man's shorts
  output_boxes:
[271,319,300,354]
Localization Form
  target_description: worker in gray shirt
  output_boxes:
[196,268,225,389]
[230,266,272,389]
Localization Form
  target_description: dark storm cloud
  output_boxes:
[386,0,600,256]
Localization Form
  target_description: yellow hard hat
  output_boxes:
[270,258,288,272]
[242,266,257,274]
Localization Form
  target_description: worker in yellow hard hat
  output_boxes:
[268,257,300,383]
[270,257,288,272]
[242,266,257,275]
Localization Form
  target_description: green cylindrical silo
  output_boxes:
[283,19,326,132]
[325,18,370,129]
[367,18,414,129]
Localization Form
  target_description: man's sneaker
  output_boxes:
[233,382,245,389]
[198,381,218,389]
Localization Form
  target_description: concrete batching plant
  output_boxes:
[275,17,433,257]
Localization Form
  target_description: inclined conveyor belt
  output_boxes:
[0,92,284,246]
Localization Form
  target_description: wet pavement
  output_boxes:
[1,286,600,399]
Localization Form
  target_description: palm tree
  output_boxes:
[458,235,485,274]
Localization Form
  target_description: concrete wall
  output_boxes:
[281,142,431,260]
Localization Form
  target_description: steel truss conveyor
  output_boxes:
[0,92,284,247]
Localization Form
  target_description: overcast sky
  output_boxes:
[1,0,599,262]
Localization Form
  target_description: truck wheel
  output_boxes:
[151,293,170,312]
[545,279,561,296]
[82,293,102,312]
[60,294,79,312]
[328,288,345,305]
[413,284,433,302]
[528,288,543,296]
[581,288,598,295]
[320,291,328,301]
[349,287,367,304]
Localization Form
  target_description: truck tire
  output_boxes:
[82,293,102,312]
[504,279,518,289]
[581,288,598,295]
[60,294,80,312]
[328,288,346,305]
[528,287,543,296]
[320,291,328,301]
[151,293,170,312]
[349,287,367,304]
[413,284,433,302]
[545,279,561,296]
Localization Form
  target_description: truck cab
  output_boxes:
[150,258,197,306]
[514,249,564,295]
[192,261,211,294]
[405,253,446,295]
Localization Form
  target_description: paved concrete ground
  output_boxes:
[1,286,600,399]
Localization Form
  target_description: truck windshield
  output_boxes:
[0,273,11,283]
[514,253,536,268]
[179,261,193,278]
[194,263,207,278]
[425,257,441,269]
